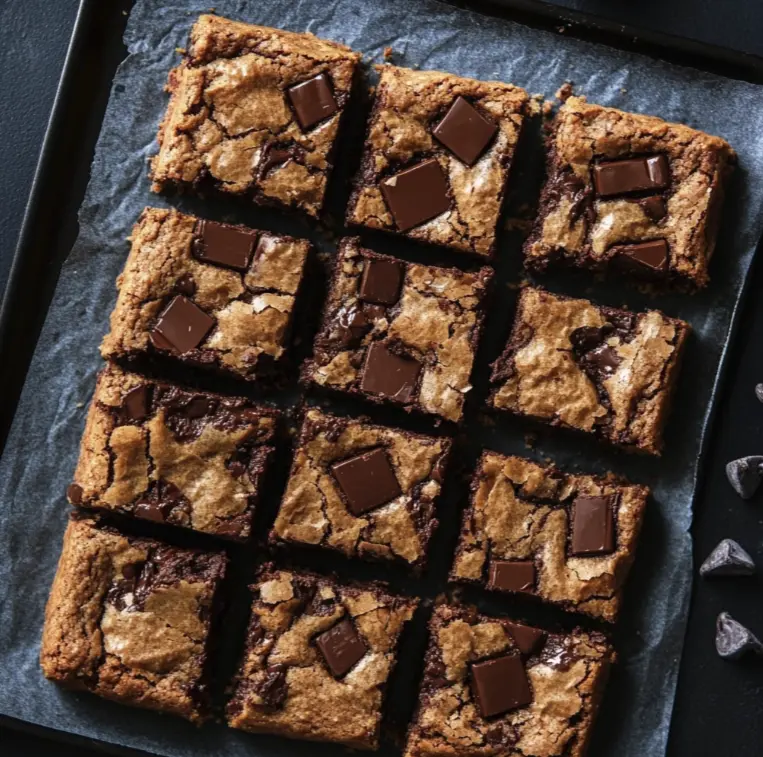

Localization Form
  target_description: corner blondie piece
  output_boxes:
[303,238,493,422]
[101,208,309,381]
[227,567,417,749]
[271,408,451,569]
[489,287,689,454]
[67,363,277,541]
[403,605,613,757]
[346,65,529,257]
[451,452,648,621]
[150,15,361,218]
[40,516,226,722]
[524,96,735,287]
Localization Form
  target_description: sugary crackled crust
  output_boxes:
[40,516,226,722]
[303,238,493,422]
[69,363,277,540]
[347,65,529,256]
[150,15,361,218]
[403,605,614,757]
[271,408,451,567]
[227,567,418,749]
[450,452,648,622]
[100,207,309,380]
[489,287,690,454]
[524,96,736,287]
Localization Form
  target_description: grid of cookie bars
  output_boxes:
[40,12,735,757]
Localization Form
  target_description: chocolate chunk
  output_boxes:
[570,324,613,354]
[547,172,593,225]
[593,155,669,197]
[715,612,763,660]
[756,383,763,403]
[726,456,763,499]
[287,73,338,131]
[254,663,289,708]
[119,385,150,423]
[470,654,532,717]
[504,621,546,656]
[134,500,167,523]
[315,618,368,677]
[174,272,197,296]
[67,483,83,505]
[260,143,304,175]
[700,538,756,578]
[571,495,615,556]
[331,302,371,348]
[150,296,215,354]
[331,447,402,516]
[613,239,669,275]
[380,158,451,232]
[586,345,620,375]
[193,219,256,271]
[432,96,498,166]
[360,343,421,403]
[134,480,190,524]
[487,560,536,593]
[640,195,668,221]
[215,515,250,540]
[359,259,403,305]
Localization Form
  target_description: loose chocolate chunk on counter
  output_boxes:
[504,621,547,656]
[613,238,669,275]
[593,155,669,197]
[331,447,402,515]
[150,295,215,354]
[359,258,403,305]
[715,612,763,660]
[193,219,256,271]
[571,495,616,556]
[488,560,536,593]
[360,343,422,402]
[316,618,369,677]
[380,158,451,232]
[726,455,763,499]
[700,539,756,577]
[433,96,498,166]
[287,73,339,131]
[470,654,532,717]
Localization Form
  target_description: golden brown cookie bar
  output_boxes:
[346,65,529,257]
[450,452,648,621]
[40,515,227,723]
[524,96,735,288]
[270,408,451,569]
[101,208,309,381]
[227,567,417,748]
[66,363,277,541]
[403,604,614,757]
[150,15,361,218]
[303,237,493,422]
[489,287,690,454]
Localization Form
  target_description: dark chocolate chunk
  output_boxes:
[715,612,763,660]
[315,617,368,677]
[67,483,83,505]
[700,538,756,578]
[287,73,338,131]
[571,495,616,556]
[503,621,546,656]
[593,155,670,197]
[432,96,498,166]
[331,302,371,348]
[380,158,451,232]
[119,385,150,423]
[547,172,594,225]
[134,480,190,524]
[586,345,620,375]
[260,143,304,175]
[193,219,256,272]
[150,295,215,354]
[570,324,614,354]
[359,258,403,306]
[612,239,669,275]
[360,343,421,403]
[470,654,532,717]
[174,272,197,296]
[214,515,250,540]
[640,195,668,221]
[726,456,763,499]
[487,560,536,593]
[331,447,402,516]
[253,663,289,708]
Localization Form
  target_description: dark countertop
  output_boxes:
[1,1,761,756]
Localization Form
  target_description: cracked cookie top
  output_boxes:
[489,287,690,454]
[403,604,613,757]
[40,516,226,722]
[150,14,361,218]
[304,237,493,422]
[227,567,417,748]
[101,207,310,381]
[67,363,277,541]
[271,408,451,568]
[347,65,529,257]
[451,452,649,622]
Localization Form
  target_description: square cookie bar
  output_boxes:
[303,238,493,422]
[489,287,689,454]
[150,15,360,218]
[40,515,227,722]
[227,567,418,749]
[271,408,451,569]
[403,604,613,757]
[451,452,648,621]
[67,363,277,541]
[524,96,735,287]
[101,208,309,381]
[346,65,529,257]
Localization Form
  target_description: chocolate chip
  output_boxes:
[570,325,613,354]
[586,345,620,375]
[715,612,763,660]
[726,456,763,499]
[359,258,403,306]
[380,158,451,232]
[612,239,669,275]
[260,143,304,175]
[571,495,616,556]
[287,73,338,131]
[700,538,756,577]
[174,272,197,296]
[640,195,668,221]
[593,155,669,197]
[360,343,421,403]
[192,219,256,272]
[487,560,536,593]
[315,618,368,677]
[67,483,83,505]
[432,96,498,166]
[150,295,215,354]
[134,480,190,524]
[134,500,167,523]
[254,663,289,708]
[331,447,402,516]
[547,172,594,225]
[756,383,763,403]
[119,385,150,423]
[503,621,546,656]
[470,654,532,717]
